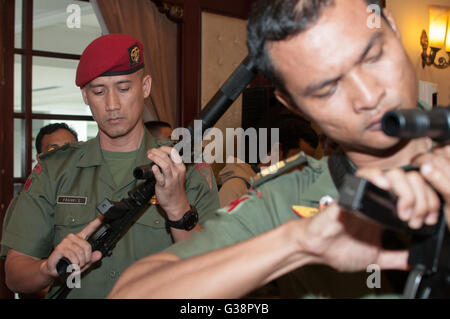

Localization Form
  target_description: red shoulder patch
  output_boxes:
[195,162,213,191]
[225,195,251,213]
[24,176,33,191]
[33,163,42,175]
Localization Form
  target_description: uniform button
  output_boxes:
[70,217,76,223]
[154,218,160,225]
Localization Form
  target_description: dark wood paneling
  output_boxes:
[179,1,202,127]
[22,0,33,178]
[199,0,257,20]
[154,0,256,126]
[0,0,16,300]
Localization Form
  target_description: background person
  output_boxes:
[144,120,173,140]
[35,122,78,158]
[1,34,219,299]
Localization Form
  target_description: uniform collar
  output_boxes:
[297,156,339,205]
[77,134,103,168]
[77,128,158,168]
[135,128,158,168]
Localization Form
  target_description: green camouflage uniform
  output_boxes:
[1,129,219,298]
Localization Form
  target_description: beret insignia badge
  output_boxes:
[128,44,140,67]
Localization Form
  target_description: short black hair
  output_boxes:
[144,121,172,136]
[279,117,319,151]
[247,0,384,92]
[251,112,318,162]
[35,123,78,153]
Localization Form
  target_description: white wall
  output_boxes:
[387,0,450,106]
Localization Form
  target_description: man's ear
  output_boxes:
[383,9,401,39]
[274,88,294,111]
[142,75,152,99]
[81,87,96,121]
[275,89,312,121]
[274,89,307,118]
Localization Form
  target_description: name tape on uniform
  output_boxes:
[57,196,88,205]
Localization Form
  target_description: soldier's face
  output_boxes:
[271,0,417,155]
[40,129,76,153]
[82,71,151,140]
[153,126,173,140]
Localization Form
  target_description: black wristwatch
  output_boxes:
[165,205,198,231]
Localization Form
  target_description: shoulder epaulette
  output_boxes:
[38,142,80,160]
[251,152,308,188]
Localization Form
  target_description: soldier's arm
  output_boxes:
[109,203,409,299]
[147,146,220,242]
[5,249,54,294]
[5,218,102,294]
[109,219,304,299]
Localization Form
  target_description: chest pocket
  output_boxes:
[131,204,172,259]
[134,204,166,229]
[54,202,97,246]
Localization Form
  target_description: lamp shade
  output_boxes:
[446,10,450,52]
[428,6,449,49]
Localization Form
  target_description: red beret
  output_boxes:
[76,34,144,87]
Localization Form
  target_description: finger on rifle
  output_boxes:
[355,168,391,190]
[405,171,437,229]
[71,234,93,265]
[411,145,450,167]
[384,169,416,222]
[77,216,103,240]
[170,147,183,165]
[156,146,183,164]
[423,186,440,226]
[148,150,173,179]
[152,164,165,186]
[62,249,80,268]
[376,249,410,271]
[421,158,450,201]
[65,234,92,266]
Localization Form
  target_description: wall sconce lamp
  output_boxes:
[421,6,450,69]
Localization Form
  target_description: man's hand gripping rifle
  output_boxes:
[338,107,450,299]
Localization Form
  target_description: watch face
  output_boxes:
[184,210,198,231]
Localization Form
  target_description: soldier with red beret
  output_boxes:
[1,34,220,298]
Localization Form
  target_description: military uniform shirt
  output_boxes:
[164,153,397,298]
[1,129,220,298]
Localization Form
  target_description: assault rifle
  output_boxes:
[339,107,450,299]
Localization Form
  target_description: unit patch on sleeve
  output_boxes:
[33,163,43,175]
[195,162,214,191]
[291,205,319,218]
[224,195,251,213]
